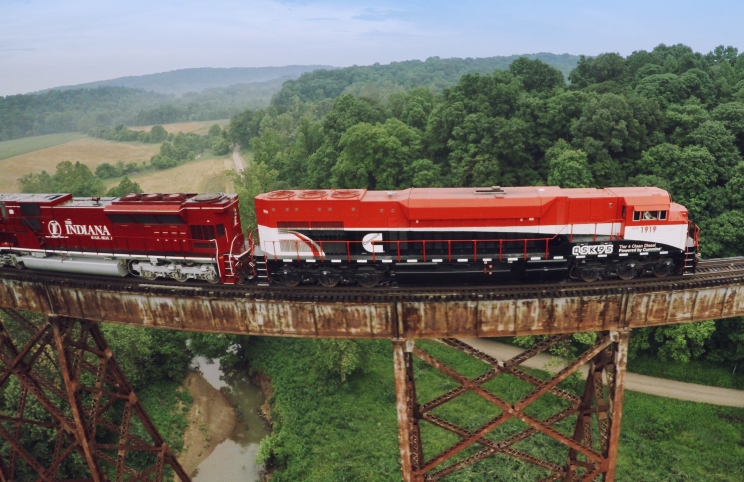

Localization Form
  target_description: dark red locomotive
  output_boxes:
[0,192,247,284]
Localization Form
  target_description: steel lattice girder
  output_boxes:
[0,308,191,482]
[393,331,630,482]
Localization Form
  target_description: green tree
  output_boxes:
[208,124,222,138]
[105,176,143,197]
[314,339,364,383]
[546,141,593,188]
[22,162,108,196]
[331,119,422,190]
[210,136,231,155]
[571,93,660,186]
[653,321,717,363]
[509,57,565,93]
[149,124,168,143]
[95,162,121,179]
[18,170,54,193]
[230,162,280,229]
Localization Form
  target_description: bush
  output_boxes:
[211,136,231,155]
[95,162,121,179]
[150,155,178,169]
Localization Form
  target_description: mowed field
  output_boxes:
[0,137,160,192]
[0,133,85,161]
[129,119,230,136]
[106,157,236,194]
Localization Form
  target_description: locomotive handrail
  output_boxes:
[22,232,220,262]
[266,234,563,263]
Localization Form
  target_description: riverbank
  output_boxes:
[178,371,237,476]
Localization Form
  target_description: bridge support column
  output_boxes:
[392,331,630,482]
[0,308,191,482]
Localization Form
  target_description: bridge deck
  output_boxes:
[1,265,742,338]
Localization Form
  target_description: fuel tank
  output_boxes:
[20,255,128,277]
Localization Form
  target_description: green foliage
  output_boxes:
[230,162,280,230]
[247,337,744,481]
[653,321,717,363]
[105,176,143,197]
[509,57,566,93]
[19,161,105,196]
[272,54,580,109]
[314,339,365,383]
[101,324,192,389]
[332,119,422,190]
[545,141,593,187]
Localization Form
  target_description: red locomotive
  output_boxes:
[254,186,699,287]
[0,186,699,287]
[0,192,246,284]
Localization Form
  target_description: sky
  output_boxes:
[1,0,743,96]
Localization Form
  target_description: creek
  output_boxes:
[191,357,271,482]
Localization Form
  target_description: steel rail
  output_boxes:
[2,256,744,304]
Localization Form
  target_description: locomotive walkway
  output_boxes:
[463,338,744,408]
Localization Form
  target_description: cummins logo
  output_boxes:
[572,244,614,256]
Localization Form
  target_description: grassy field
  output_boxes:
[106,154,235,193]
[0,132,85,161]
[628,355,744,390]
[0,137,160,192]
[247,338,744,482]
[129,119,230,136]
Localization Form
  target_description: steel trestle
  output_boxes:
[393,331,630,481]
[0,308,191,482]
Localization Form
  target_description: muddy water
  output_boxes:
[191,357,271,482]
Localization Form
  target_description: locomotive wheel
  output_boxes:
[616,265,637,280]
[172,271,188,282]
[205,270,220,284]
[580,268,600,283]
[280,269,302,287]
[356,268,379,288]
[653,261,673,278]
[317,271,341,288]
[141,270,157,281]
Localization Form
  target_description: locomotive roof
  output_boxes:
[257,186,671,205]
[0,193,72,204]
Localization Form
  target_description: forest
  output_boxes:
[220,43,744,480]
[228,42,744,368]
[0,54,579,142]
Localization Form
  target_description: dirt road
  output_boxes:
[232,145,246,172]
[460,338,744,408]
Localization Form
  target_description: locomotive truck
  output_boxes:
[0,186,699,287]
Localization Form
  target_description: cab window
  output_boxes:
[633,210,667,221]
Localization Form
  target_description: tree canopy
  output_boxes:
[229,43,744,367]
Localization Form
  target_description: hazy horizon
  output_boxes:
[2,0,743,97]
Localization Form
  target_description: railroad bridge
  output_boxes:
[0,257,743,481]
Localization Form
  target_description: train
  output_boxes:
[0,186,699,287]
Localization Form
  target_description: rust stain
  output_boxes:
[3,277,744,338]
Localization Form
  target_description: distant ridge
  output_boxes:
[41,65,335,96]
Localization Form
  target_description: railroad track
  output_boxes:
[3,256,744,304]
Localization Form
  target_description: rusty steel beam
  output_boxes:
[3,274,744,338]
[0,309,192,482]
[394,334,631,481]
[392,340,424,482]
